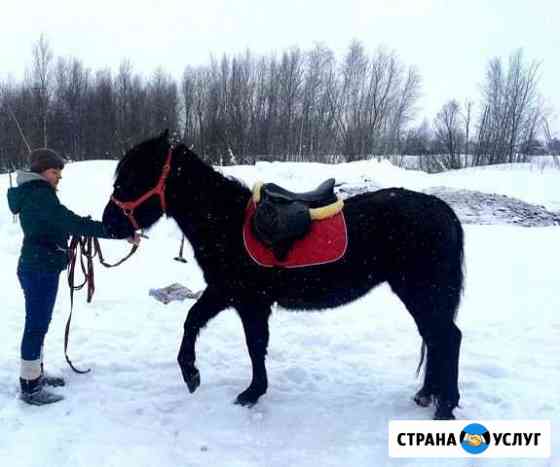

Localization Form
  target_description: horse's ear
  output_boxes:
[160,129,169,141]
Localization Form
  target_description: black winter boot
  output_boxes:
[40,363,66,387]
[20,378,64,406]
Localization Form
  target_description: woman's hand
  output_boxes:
[126,233,142,246]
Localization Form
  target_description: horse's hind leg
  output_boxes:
[413,344,436,408]
[390,280,462,420]
[234,302,272,407]
[416,316,461,419]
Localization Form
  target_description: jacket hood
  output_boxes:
[7,171,51,215]
[16,170,47,185]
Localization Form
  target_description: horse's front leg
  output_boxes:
[234,302,272,407]
[177,286,227,393]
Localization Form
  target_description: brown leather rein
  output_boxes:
[65,237,138,373]
[64,148,174,373]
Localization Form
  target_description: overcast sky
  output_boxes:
[2,0,559,129]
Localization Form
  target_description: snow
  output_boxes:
[0,159,558,467]
[426,162,560,213]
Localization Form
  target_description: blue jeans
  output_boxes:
[17,268,61,361]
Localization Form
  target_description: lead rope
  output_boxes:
[65,236,139,373]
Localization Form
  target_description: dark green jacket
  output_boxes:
[7,171,112,272]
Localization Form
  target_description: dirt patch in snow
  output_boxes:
[336,183,560,227]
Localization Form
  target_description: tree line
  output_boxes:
[1,35,558,172]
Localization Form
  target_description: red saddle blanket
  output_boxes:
[243,201,348,268]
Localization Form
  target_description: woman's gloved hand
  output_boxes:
[127,233,142,246]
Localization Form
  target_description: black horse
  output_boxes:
[102,131,464,420]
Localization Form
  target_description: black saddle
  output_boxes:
[261,178,337,208]
[252,178,337,261]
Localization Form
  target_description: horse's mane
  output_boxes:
[172,144,251,200]
[114,135,161,179]
[114,153,131,179]
[113,137,251,205]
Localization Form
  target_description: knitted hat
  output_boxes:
[29,148,66,173]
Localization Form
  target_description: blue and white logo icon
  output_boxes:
[460,423,491,454]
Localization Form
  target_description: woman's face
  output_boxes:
[41,168,63,189]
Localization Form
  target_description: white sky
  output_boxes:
[1,0,559,130]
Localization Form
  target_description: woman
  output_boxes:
[7,148,137,406]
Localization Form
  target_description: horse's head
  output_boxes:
[103,130,173,236]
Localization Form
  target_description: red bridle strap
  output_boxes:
[111,149,173,230]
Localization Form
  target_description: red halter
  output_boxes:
[111,149,173,230]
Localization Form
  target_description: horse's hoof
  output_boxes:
[433,401,456,420]
[414,392,433,408]
[434,411,456,420]
[183,366,200,393]
[234,388,263,407]
[234,396,256,408]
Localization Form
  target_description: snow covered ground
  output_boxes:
[0,159,558,467]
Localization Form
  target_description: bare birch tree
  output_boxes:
[32,34,53,148]
[434,100,463,169]
[476,49,542,165]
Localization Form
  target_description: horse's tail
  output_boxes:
[451,214,465,321]
[416,213,464,377]
[416,343,427,377]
